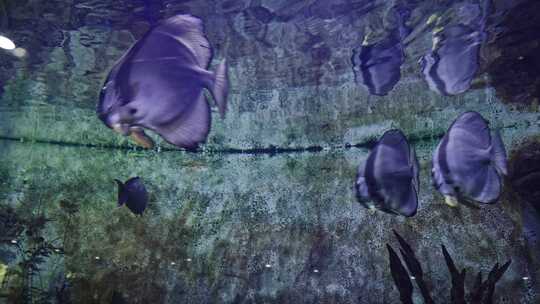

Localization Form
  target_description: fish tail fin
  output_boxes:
[490,130,507,176]
[211,59,229,118]
[115,179,128,207]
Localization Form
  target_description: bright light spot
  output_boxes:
[186,258,192,262]
[264,264,271,268]
[170,262,176,266]
[54,249,61,253]
[10,239,17,244]
[95,256,100,260]
[0,35,16,50]
[410,276,416,280]
[313,269,319,273]
[12,48,27,58]
[523,277,529,280]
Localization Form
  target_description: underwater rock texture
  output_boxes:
[0,0,539,303]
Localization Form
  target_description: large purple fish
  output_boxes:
[97,14,228,149]
[356,129,419,217]
[432,112,507,206]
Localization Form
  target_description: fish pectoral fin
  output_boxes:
[129,129,155,149]
[444,196,459,207]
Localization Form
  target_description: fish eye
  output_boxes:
[129,108,137,115]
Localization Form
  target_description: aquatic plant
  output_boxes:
[387,230,511,304]
[0,206,66,303]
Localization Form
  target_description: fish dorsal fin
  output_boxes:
[115,179,128,206]
[155,14,212,68]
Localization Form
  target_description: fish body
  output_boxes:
[356,129,419,217]
[352,6,411,96]
[432,111,507,205]
[97,14,228,149]
[115,177,148,215]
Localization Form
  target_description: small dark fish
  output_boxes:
[352,6,411,96]
[97,14,229,149]
[421,2,489,95]
[115,177,148,215]
[356,129,419,217]
[432,111,507,206]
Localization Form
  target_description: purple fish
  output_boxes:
[352,5,411,96]
[356,129,419,217]
[97,14,229,149]
[421,2,489,95]
[115,177,148,216]
[432,112,507,206]
[421,25,484,95]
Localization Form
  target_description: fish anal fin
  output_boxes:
[154,94,211,149]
